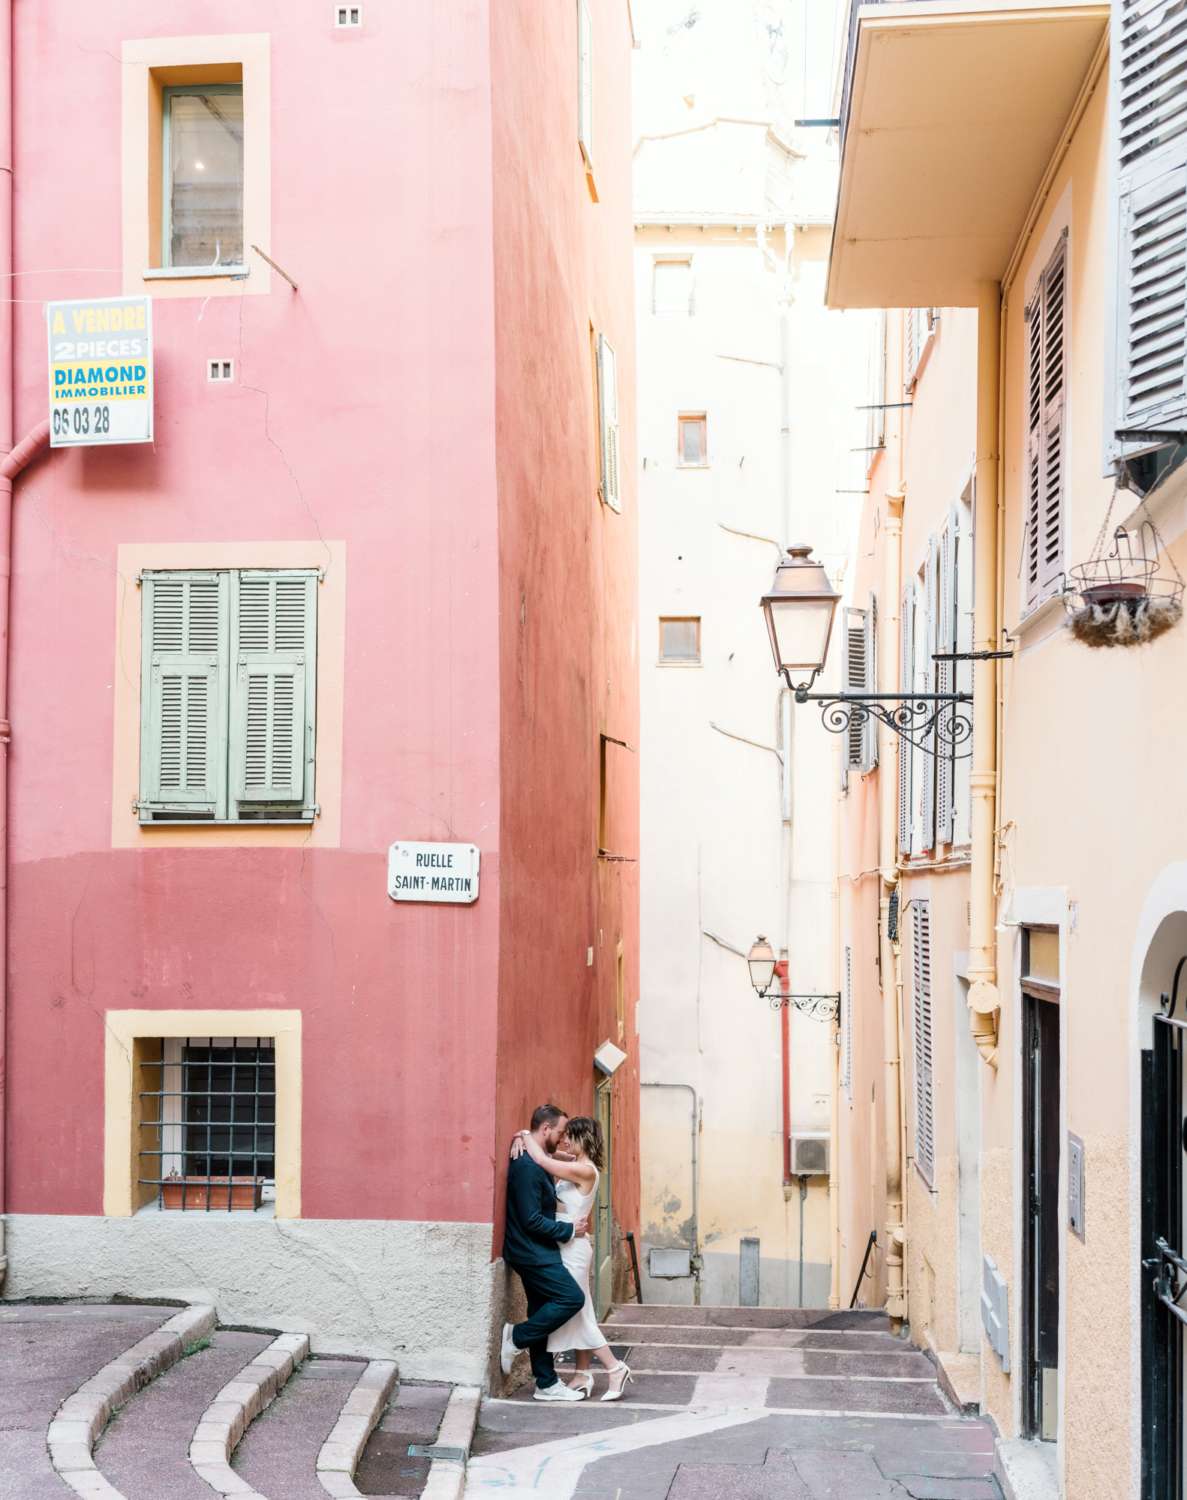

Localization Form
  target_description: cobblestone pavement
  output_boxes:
[466,1306,1001,1500]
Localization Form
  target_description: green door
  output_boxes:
[594,1080,613,1319]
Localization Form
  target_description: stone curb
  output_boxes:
[46,1302,217,1499]
[314,1358,399,1497]
[420,1385,482,1500]
[994,1437,1059,1500]
[188,1331,309,1499]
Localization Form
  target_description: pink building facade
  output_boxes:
[0,0,638,1384]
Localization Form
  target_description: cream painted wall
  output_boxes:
[633,110,868,1304]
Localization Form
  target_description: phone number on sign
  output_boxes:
[51,406,111,439]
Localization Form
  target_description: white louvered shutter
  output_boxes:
[842,941,853,1101]
[862,596,878,771]
[843,606,867,772]
[897,582,913,854]
[140,572,228,820]
[1025,241,1068,607]
[912,899,935,1188]
[920,541,937,851]
[578,0,594,170]
[1114,0,1187,439]
[598,334,620,512]
[935,509,955,844]
[230,571,317,818]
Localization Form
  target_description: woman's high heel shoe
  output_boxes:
[600,1361,633,1401]
[568,1372,594,1398]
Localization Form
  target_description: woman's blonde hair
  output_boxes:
[564,1116,605,1170]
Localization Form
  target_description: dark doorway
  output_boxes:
[1143,1008,1185,1500]
[1022,926,1060,1441]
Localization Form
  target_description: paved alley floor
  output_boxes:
[467,1306,1000,1500]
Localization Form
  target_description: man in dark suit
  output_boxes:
[500,1103,589,1400]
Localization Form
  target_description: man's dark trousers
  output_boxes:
[503,1153,584,1388]
[506,1259,585,1388]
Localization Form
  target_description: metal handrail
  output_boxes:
[850,1229,878,1308]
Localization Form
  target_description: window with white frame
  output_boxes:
[678,413,707,466]
[842,596,877,783]
[654,259,693,315]
[138,569,318,824]
[1024,236,1067,611]
[139,1037,275,1212]
[578,0,594,170]
[162,85,244,270]
[911,900,935,1188]
[597,334,620,510]
[904,308,937,391]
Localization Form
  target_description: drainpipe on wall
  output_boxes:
[775,959,793,1194]
[829,732,841,1309]
[966,282,1002,1068]
[880,314,906,1331]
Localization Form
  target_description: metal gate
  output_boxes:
[1144,1000,1186,1499]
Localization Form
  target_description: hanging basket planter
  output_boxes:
[1066,487,1184,649]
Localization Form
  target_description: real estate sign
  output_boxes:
[387,841,480,904]
[47,295,153,447]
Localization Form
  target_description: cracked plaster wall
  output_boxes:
[3,1214,498,1384]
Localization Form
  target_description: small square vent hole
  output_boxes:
[208,360,233,382]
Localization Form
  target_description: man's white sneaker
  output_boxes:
[500,1322,518,1376]
[533,1381,585,1401]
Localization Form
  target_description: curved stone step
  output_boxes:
[188,1331,309,1497]
[93,1328,275,1499]
[1,1301,179,1499]
[46,1302,216,1498]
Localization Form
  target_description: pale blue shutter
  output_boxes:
[897,582,912,854]
[935,509,955,845]
[862,595,878,771]
[912,899,935,1187]
[1112,0,1187,442]
[598,334,620,511]
[139,572,228,820]
[842,606,867,774]
[920,540,937,852]
[230,571,317,820]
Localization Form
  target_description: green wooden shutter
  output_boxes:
[229,570,317,820]
[598,334,620,512]
[139,572,228,820]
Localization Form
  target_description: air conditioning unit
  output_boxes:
[789,1132,830,1176]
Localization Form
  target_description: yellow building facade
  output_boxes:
[828,1,1187,1494]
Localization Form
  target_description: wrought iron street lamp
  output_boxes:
[746,934,839,1021]
[760,544,981,758]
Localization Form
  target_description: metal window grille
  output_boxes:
[139,1037,275,1211]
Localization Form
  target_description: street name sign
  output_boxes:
[387,841,480,904]
[48,295,153,447]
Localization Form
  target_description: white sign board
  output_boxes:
[48,295,153,447]
[388,841,480,904]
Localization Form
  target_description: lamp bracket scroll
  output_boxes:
[791,688,974,759]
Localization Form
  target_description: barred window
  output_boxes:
[139,1037,275,1212]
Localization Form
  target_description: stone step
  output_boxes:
[623,1345,936,1378]
[93,1328,275,1498]
[604,1323,907,1352]
[5,1302,422,1500]
[603,1304,891,1331]
[0,1301,178,1499]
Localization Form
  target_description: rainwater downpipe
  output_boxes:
[0,1,53,1289]
[880,312,906,1330]
[966,282,1002,1067]
[828,731,841,1309]
[641,1082,700,1303]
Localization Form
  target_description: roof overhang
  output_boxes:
[826,0,1109,309]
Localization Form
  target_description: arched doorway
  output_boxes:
[1139,910,1187,1499]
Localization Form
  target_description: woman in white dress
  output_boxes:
[511,1117,632,1401]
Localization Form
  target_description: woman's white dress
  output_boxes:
[547,1168,603,1351]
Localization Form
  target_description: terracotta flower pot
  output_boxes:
[161,1176,264,1210]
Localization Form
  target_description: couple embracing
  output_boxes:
[499,1104,633,1402]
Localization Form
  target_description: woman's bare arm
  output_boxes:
[513,1131,595,1190]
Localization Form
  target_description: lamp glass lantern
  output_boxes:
[760,544,841,691]
[747,935,777,995]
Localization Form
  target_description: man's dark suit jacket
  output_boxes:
[503,1153,575,1268]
